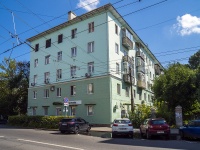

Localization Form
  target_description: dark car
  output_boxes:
[0,115,8,124]
[58,117,91,134]
[140,118,170,139]
[179,119,200,140]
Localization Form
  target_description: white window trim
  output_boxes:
[87,83,94,94]
[87,105,94,116]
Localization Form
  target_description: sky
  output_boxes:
[0,0,200,68]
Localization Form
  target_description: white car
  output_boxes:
[112,118,133,138]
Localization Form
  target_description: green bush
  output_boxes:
[8,115,74,129]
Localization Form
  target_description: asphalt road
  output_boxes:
[0,124,200,150]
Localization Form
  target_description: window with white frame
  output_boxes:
[88,62,94,73]
[44,72,50,83]
[125,87,129,97]
[57,88,61,97]
[117,83,120,95]
[70,66,76,77]
[88,41,94,53]
[43,107,48,116]
[56,107,62,116]
[139,93,142,100]
[46,39,51,48]
[57,51,62,61]
[87,105,94,116]
[33,91,37,99]
[88,22,94,33]
[57,69,62,79]
[45,55,50,65]
[71,85,76,96]
[70,106,76,116]
[144,93,146,101]
[87,83,94,94]
[115,43,119,54]
[71,47,77,57]
[71,28,77,39]
[44,89,49,98]
[34,59,38,67]
[116,63,120,74]
[33,75,37,84]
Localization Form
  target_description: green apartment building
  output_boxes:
[27,3,162,126]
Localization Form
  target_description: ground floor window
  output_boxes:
[43,107,48,116]
[56,107,62,116]
[87,105,94,116]
[32,107,36,116]
[70,106,76,116]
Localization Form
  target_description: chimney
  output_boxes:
[68,11,77,21]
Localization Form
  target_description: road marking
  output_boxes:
[0,136,4,138]
[18,139,84,150]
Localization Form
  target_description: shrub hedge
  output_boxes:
[8,115,74,129]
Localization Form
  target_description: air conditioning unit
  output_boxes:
[85,73,91,78]
[50,86,55,91]
[31,83,35,86]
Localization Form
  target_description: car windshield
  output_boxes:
[115,120,130,124]
[151,120,166,125]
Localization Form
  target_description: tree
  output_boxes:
[188,50,200,69]
[152,63,197,123]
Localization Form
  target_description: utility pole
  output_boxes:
[129,65,134,113]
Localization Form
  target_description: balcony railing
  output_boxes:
[122,36,133,50]
[123,74,134,84]
[136,51,145,60]
[137,80,146,89]
[122,55,132,63]
[137,66,145,73]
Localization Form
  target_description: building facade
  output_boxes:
[27,4,162,126]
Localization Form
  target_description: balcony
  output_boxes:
[137,65,145,73]
[137,80,146,89]
[122,36,133,50]
[123,74,134,84]
[154,64,161,75]
[122,55,132,64]
[136,51,145,60]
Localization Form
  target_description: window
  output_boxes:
[44,72,50,83]
[139,93,142,100]
[43,107,48,116]
[32,107,36,116]
[88,62,94,73]
[33,75,37,84]
[116,63,120,74]
[44,89,49,98]
[33,91,37,99]
[35,43,39,52]
[56,107,62,116]
[70,106,76,116]
[87,105,94,116]
[45,55,50,65]
[88,41,94,53]
[144,93,146,101]
[71,85,76,96]
[46,39,51,48]
[34,59,38,67]
[57,69,62,79]
[88,22,94,33]
[115,43,119,54]
[57,88,61,97]
[58,34,63,43]
[87,83,94,94]
[71,47,77,57]
[117,83,120,95]
[115,24,118,34]
[71,66,76,77]
[134,90,136,98]
[125,87,129,97]
[148,94,150,102]
[57,51,62,61]
[71,28,77,39]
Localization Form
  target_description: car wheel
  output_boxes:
[146,131,151,139]
[112,132,116,138]
[180,131,185,140]
[74,127,79,134]
[129,133,133,139]
[60,130,65,134]
[86,126,91,132]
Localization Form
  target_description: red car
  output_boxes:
[140,118,170,139]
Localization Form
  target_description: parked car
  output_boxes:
[58,117,91,134]
[140,118,170,139]
[179,119,200,140]
[112,118,133,138]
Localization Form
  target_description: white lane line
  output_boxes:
[0,136,5,138]
[18,139,84,150]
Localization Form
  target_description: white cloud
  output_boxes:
[173,14,200,36]
[77,0,100,12]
